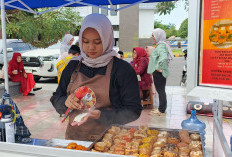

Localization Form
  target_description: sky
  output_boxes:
[154,1,188,30]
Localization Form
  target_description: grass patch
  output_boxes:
[172,49,185,56]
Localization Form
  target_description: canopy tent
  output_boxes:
[1,0,174,92]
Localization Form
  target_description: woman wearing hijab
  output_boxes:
[148,28,174,116]
[50,13,142,141]
[8,53,42,96]
[132,47,152,100]
[60,34,74,58]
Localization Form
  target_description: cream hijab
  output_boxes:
[79,13,117,68]
[152,28,174,61]
[60,34,74,56]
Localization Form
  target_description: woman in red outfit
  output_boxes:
[8,53,42,96]
[132,47,152,100]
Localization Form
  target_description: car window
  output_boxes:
[7,42,18,52]
[17,42,31,51]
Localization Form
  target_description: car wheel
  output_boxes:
[34,76,41,82]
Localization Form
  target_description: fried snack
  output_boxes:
[153,141,165,147]
[142,137,154,144]
[167,137,180,145]
[151,155,162,157]
[162,144,178,154]
[113,138,121,145]
[125,147,139,155]
[158,131,168,138]
[108,126,120,135]
[94,142,106,152]
[157,137,167,143]
[189,141,202,151]
[139,154,149,157]
[147,129,159,136]
[104,133,113,140]
[75,145,87,150]
[139,143,151,155]
[163,151,178,157]
[190,150,203,157]
[151,149,162,156]
[190,133,201,141]
[102,138,112,148]
[66,142,78,149]
[179,130,191,144]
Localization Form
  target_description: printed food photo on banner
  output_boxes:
[209,20,232,49]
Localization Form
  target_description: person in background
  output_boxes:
[145,46,156,98]
[8,53,42,96]
[117,50,124,59]
[50,13,142,141]
[56,45,81,84]
[148,28,174,116]
[60,33,74,59]
[132,47,152,101]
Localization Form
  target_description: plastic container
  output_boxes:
[181,110,206,146]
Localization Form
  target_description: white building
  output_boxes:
[74,3,156,51]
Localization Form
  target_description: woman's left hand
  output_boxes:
[77,109,101,126]
[24,73,27,78]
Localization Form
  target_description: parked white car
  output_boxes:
[0,39,37,67]
[22,37,79,81]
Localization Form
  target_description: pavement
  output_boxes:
[10,85,232,157]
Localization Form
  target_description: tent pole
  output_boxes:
[1,0,9,92]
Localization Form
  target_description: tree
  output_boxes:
[155,0,189,15]
[154,21,177,38]
[178,18,188,38]
[3,8,82,48]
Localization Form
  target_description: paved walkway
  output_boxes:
[12,86,232,157]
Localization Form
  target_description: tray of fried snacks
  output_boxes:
[44,138,92,150]
[88,125,205,157]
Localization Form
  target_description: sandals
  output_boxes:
[149,108,166,116]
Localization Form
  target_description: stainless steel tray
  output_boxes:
[87,124,205,156]
[44,138,92,148]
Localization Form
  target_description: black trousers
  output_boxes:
[153,71,167,113]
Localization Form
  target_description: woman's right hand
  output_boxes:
[12,70,18,75]
[65,93,84,110]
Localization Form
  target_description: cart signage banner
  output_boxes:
[199,0,232,88]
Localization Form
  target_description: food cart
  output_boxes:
[0,0,231,156]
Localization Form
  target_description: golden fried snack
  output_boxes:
[189,141,202,151]
[147,129,159,136]
[190,134,201,141]
[66,142,78,149]
[167,137,180,145]
[94,142,106,152]
[153,141,165,147]
[163,151,178,157]
[102,138,112,148]
[190,150,203,157]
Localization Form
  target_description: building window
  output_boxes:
[92,6,99,13]
[110,5,117,16]
[112,25,119,31]
[101,5,108,16]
